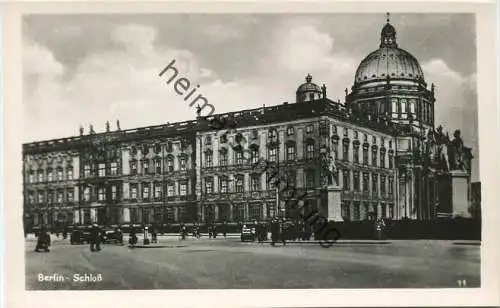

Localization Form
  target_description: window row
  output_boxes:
[28,190,75,204]
[83,162,119,178]
[129,140,189,156]
[338,142,394,168]
[27,167,74,183]
[341,171,394,195]
[130,156,189,175]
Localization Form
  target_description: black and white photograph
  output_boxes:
[2,1,499,307]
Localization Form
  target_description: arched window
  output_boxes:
[305,139,315,160]
[166,155,174,172]
[219,148,228,166]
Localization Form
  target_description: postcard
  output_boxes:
[2,1,499,307]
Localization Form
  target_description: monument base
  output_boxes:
[450,170,471,218]
[327,184,343,222]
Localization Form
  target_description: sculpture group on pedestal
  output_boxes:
[425,126,471,172]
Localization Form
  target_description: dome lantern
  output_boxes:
[380,12,398,48]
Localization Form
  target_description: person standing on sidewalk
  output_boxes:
[89,224,102,252]
[375,218,386,240]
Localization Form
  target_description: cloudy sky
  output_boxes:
[22,13,478,180]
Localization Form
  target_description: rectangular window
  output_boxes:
[353,146,359,163]
[98,163,106,177]
[235,151,244,165]
[38,192,44,203]
[57,191,63,203]
[179,182,187,196]
[380,152,386,168]
[57,169,63,181]
[388,177,394,195]
[98,187,105,201]
[205,152,213,167]
[38,171,44,182]
[167,184,175,197]
[353,171,360,191]
[205,136,212,145]
[180,157,187,171]
[332,142,338,160]
[84,187,90,201]
[372,149,378,166]
[130,209,138,224]
[220,177,228,193]
[235,175,244,193]
[343,170,350,191]
[142,160,149,174]
[154,183,162,199]
[167,158,174,172]
[112,185,117,200]
[380,175,386,195]
[205,178,214,194]
[47,170,53,182]
[306,124,314,134]
[251,148,259,164]
[363,172,369,192]
[110,162,118,176]
[155,160,161,174]
[363,148,369,165]
[67,191,74,202]
[28,192,35,204]
[389,154,394,169]
[130,161,137,175]
[268,147,277,162]
[220,151,228,166]
[372,174,378,194]
[28,173,34,183]
[287,127,294,136]
[306,144,315,159]
[342,143,349,161]
[286,144,296,160]
[306,171,315,189]
[131,185,138,200]
[251,175,261,192]
[249,204,262,221]
[143,184,150,200]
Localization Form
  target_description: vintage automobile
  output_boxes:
[101,229,124,245]
[70,229,91,245]
[240,225,256,242]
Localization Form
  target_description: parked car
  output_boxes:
[102,229,124,245]
[70,229,91,245]
[241,225,256,242]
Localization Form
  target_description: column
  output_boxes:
[122,207,130,223]
[73,209,80,224]
[214,205,219,221]
[90,208,97,223]
[244,203,249,221]
[262,202,267,220]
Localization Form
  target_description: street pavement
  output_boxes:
[26,235,480,290]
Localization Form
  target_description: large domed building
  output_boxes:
[346,15,435,133]
[22,14,475,235]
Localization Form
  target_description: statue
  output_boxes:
[321,153,337,186]
[448,129,466,171]
[322,84,327,99]
[116,120,121,131]
[79,125,84,136]
[106,121,110,132]
[196,104,202,117]
[89,124,95,134]
[344,88,348,97]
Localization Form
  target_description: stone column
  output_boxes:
[214,205,219,221]
[262,202,267,220]
[451,170,471,218]
[73,209,80,224]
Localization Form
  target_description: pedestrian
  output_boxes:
[89,224,102,252]
[129,230,138,247]
[270,219,279,246]
[212,223,217,239]
[375,218,386,240]
[208,224,213,239]
[280,219,287,246]
[151,227,158,243]
[180,224,187,240]
[223,221,228,238]
[62,227,68,240]
[35,226,51,252]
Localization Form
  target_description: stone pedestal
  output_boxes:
[451,170,471,218]
[327,184,343,222]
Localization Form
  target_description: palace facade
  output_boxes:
[22,18,474,229]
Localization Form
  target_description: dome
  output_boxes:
[353,15,425,86]
[354,47,425,84]
[296,74,321,93]
[296,74,323,103]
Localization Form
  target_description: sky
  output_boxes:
[22,13,478,181]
